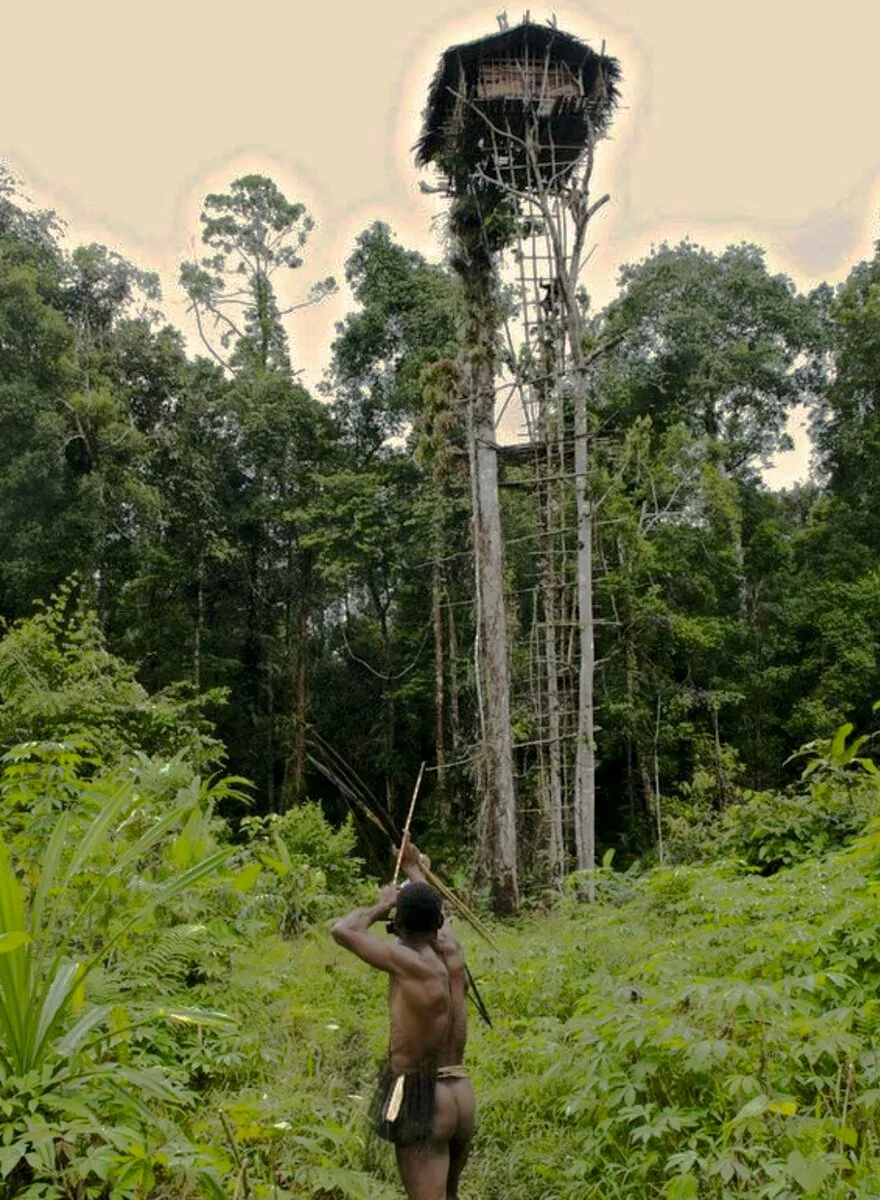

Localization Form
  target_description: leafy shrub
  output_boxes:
[0,759,234,1198]
[241,804,367,934]
[561,850,640,907]
[715,718,880,873]
[716,787,870,873]
[272,803,363,895]
[0,586,225,769]
[444,836,880,1200]
[0,599,262,1198]
[664,716,880,874]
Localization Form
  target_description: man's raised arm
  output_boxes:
[396,833,430,885]
[330,884,403,972]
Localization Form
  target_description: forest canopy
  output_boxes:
[2,164,877,869]
[2,159,880,1199]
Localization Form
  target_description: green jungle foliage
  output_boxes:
[2,597,880,1197]
[4,160,880,1197]
[3,165,880,865]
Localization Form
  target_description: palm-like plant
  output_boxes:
[0,766,233,1198]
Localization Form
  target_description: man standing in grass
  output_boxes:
[331,835,475,1200]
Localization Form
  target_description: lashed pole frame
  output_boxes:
[448,43,617,897]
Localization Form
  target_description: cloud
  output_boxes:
[782,169,880,283]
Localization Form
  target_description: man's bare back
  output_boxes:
[331,838,476,1200]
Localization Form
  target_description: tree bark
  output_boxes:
[432,554,448,816]
[455,225,519,915]
[537,409,565,885]
[289,551,312,804]
[447,580,462,755]
[472,405,519,912]
[572,375,596,890]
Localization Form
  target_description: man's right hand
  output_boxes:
[395,833,430,880]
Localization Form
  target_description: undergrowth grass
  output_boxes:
[202,828,880,1199]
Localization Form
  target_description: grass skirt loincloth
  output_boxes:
[369,1063,438,1146]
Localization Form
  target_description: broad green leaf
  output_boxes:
[229,861,262,892]
[0,843,27,933]
[769,1099,798,1116]
[64,781,135,881]
[786,1150,834,1194]
[664,1175,698,1200]
[56,1004,112,1056]
[0,1142,29,1180]
[830,722,854,761]
[160,1006,236,1029]
[0,931,29,954]
[40,1093,104,1126]
[33,960,81,1062]
[112,1065,187,1108]
[29,813,69,940]
[730,1094,769,1124]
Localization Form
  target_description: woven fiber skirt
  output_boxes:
[369,1064,438,1146]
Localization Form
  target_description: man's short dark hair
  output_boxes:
[396,882,443,934]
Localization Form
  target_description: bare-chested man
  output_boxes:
[330,836,476,1200]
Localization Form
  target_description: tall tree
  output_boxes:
[0,175,160,622]
[815,244,880,546]
[178,175,336,805]
[585,242,819,844]
[325,223,468,826]
[180,174,335,377]
[448,197,520,913]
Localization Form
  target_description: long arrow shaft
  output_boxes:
[393,761,426,885]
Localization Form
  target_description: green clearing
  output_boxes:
[193,838,880,1199]
[2,609,879,1198]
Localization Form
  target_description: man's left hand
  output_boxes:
[395,833,430,876]
[376,883,399,913]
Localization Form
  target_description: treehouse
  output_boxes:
[416,20,621,195]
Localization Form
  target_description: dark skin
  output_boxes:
[330,836,476,1200]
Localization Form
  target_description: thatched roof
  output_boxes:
[416,21,621,193]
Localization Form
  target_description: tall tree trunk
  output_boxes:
[455,222,518,915]
[540,539,565,885]
[285,550,312,807]
[572,376,596,890]
[193,548,205,691]
[545,194,603,896]
[432,554,448,817]
[537,406,564,885]
[447,580,461,755]
[472,402,518,912]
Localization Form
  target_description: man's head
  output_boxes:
[394,881,444,936]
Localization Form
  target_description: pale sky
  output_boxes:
[5,0,880,487]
